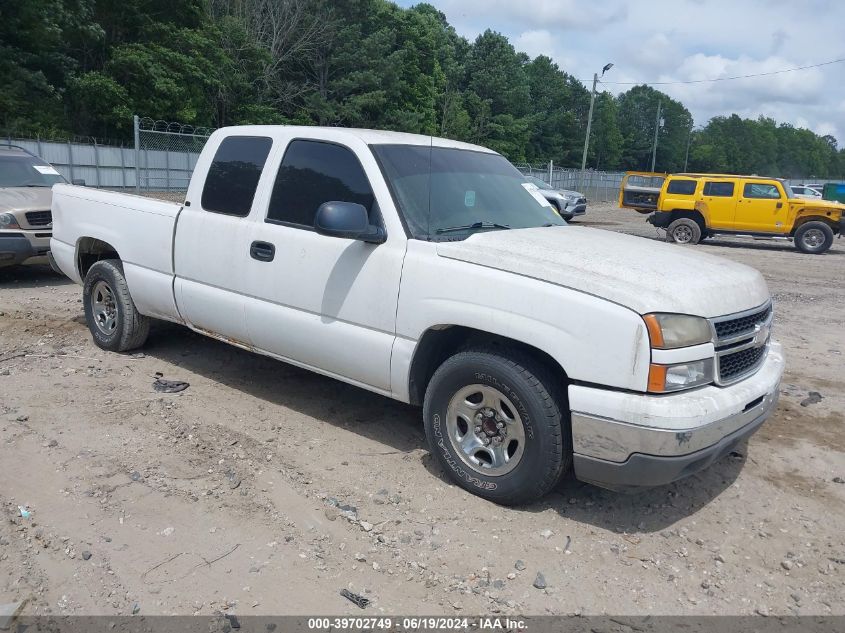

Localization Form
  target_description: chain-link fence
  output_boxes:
[515,163,626,203]
[133,116,214,200]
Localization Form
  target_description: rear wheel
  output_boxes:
[83,259,150,352]
[666,218,702,245]
[794,221,834,254]
[423,347,569,505]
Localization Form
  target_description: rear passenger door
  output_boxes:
[174,134,273,345]
[698,180,737,229]
[242,136,406,393]
[735,181,788,233]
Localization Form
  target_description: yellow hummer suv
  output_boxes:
[620,172,845,254]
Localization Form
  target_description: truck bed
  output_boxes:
[50,184,183,321]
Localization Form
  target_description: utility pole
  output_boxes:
[650,100,662,172]
[580,63,613,190]
[683,123,695,172]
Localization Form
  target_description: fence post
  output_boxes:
[67,140,75,183]
[548,160,553,185]
[93,138,101,189]
[165,146,170,191]
[120,143,127,189]
[133,115,140,193]
[36,136,43,158]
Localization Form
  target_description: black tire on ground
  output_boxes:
[422,346,570,505]
[83,259,150,352]
[666,218,702,245]
[794,221,834,254]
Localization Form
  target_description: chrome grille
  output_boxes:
[718,345,767,382]
[711,301,773,385]
[713,304,771,341]
[25,210,52,226]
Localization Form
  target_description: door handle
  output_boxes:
[776,202,783,209]
[250,241,275,262]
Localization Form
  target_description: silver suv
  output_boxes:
[524,176,587,221]
[0,145,68,268]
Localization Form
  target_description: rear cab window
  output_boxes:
[267,139,377,229]
[702,181,735,197]
[201,136,273,216]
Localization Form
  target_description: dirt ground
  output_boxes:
[1,202,843,618]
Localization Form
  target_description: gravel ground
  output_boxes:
[1,202,843,617]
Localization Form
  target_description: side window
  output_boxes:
[267,140,375,227]
[743,183,781,199]
[666,179,696,195]
[702,181,735,197]
[201,136,272,216]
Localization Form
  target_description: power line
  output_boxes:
[589,56,845,86]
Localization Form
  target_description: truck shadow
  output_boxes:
[143,321,744,532]
[0,263,71,289]
[418,447,746,533]
[534,451,746,533]
[143,321,426,456]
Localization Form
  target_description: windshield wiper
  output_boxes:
[436,221,511,234]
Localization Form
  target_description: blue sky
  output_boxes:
[396,0,845,143]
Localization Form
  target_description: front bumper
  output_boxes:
[569,341,784,491]
[562,202,587,217]
[0,230,51,266]
[646,212,672,228]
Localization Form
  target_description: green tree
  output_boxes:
[617,85,692,172]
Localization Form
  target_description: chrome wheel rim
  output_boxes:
[445,384,526,477]
[673,225,693,243]
[802,228,825,249]
[91,280,117,335]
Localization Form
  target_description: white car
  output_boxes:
[791,185,822,199]
[49,126,783,504]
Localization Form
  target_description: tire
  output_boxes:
[83,259,150,352]
[422,347,570,505]
[794,221,834,254]
[666,218,702,245]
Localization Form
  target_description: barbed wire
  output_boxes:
[138,117,215,138]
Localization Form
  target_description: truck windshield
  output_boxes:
[0,155,66,188]
[372,144,565,240]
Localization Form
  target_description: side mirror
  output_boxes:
[71,179,86,186]
[314,201,385,244]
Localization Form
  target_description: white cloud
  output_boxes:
[400,0,845,142]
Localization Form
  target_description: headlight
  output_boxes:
[643,313,712,349]
[648,359,714,393]
[0,213,20,228]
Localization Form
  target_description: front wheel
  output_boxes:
[794,221,834,254]
[83,259,150,352]
[423,347,570,505]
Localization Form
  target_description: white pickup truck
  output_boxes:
[50,126,784,504]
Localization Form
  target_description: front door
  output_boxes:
[242,136,406,393]
[734,181,789,233]
[698,180,738,229]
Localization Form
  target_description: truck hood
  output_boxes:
[788,197,844,210]
[436,226,770,318]
[0,187,53,213]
